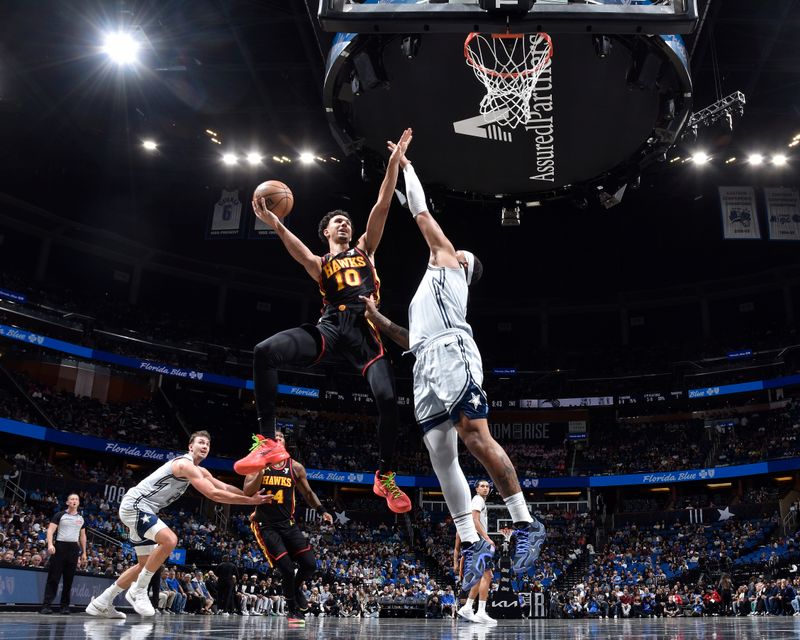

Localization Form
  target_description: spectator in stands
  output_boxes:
[165,569,186,614]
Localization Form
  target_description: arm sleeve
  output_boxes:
[403,164,427,217]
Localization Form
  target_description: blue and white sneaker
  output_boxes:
[461,539,495,591]
[511,519,546,574]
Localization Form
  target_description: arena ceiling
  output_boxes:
[1,0,800,301]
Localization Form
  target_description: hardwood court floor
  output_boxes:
[0,612,798,640]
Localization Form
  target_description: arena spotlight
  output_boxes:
[221,153,237,166]
[246,152,263,166]
[102,31,140,65]
[141,140,157,151]
[747,153,764,166]
[691,151,710,165]
[772,154,788,167]
[299,152,315,165]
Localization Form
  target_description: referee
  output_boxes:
[40,493,87,614]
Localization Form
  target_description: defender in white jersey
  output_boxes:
[361,130,545,592]
[455,480,496,625]
[87,430,271,619]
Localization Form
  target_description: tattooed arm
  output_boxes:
[359,295,410,351]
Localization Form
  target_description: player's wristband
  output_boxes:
[403,163,427,218]
[316,505,330,516]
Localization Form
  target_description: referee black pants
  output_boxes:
[43,541,80,607]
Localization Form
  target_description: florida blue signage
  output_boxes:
[0,287,27,303]
[0,323,318,398]
[3,417,799,490]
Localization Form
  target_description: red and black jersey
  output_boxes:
[318,246,380,311]
[254,459,296,525]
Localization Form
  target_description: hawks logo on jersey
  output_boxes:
[319,247,380,308]
[254,460,296,524]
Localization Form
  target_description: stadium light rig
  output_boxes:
[141,140,157,151]
[680,91,746,141]
[221,153,237,166]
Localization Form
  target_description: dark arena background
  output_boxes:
[2,1,800,639]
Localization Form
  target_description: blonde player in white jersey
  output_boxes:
[86,430,271,619]
[361,129,545,592]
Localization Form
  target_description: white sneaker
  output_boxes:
[221,612,230,617]
[473,611,497,625]
[86,597,127,620]
[242,610,250,616]
[125,587,155,617]
[457,605,477,622]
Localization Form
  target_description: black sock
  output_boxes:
[257,416,276,440]
[513,521,530,529]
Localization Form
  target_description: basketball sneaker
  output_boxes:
[287,609,306,625]
[457,603,476,622]
[372,471,412,513]
[473,610,497,625]
[233,434,290,475]
[125,587,155,617]
[460,539,495,591]
[85,597,127,620]
[511,518,546,575]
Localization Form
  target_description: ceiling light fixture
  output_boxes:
[102,31,140,65]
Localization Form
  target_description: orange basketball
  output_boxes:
[253,180,294,219]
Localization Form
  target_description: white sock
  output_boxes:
[464,597,475,610]
[134,568,155,592]
[477,600,487,614]
[504,492,533,524]
[424,423,478,543]
[97,582,124,605]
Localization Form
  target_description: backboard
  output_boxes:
[318,0,700,35]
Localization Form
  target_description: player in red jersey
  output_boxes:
[235,129,412,514]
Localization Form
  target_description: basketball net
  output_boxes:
[464,32,553,130]
[500,527,514,545]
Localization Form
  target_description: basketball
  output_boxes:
[253,180,294,219]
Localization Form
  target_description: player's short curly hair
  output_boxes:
[318,209,353,244]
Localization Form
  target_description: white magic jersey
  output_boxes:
[122,453,193,514]
[471,494,488,532]
[408,265,473,353]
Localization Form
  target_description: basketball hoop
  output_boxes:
[500,527,515,545]
[464,32,553,130]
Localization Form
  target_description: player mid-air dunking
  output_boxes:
[234,129,412,514]
[243,431,333,625]
[361,130,546,590]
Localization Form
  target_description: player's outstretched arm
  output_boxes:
[387,141,459,269]
[253,197,322,281]
[359,295,409,350]
[242,469,266,497]
[174,459,273,506]
[292,461,334,524]
[358,128,413,258]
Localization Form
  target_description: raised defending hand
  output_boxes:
[322,512,334,525]
[387,128,413,168]
[248,489,274,505]
[252,197,280,229]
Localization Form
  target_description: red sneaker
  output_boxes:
[373,471,412,514]
[233,434,290,475]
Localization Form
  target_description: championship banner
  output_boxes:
[719,186,761,239]
[208,189,244,238]
[765,187,800,241]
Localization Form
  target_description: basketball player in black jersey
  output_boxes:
[235,129,412,515]
[243,431,333,624]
